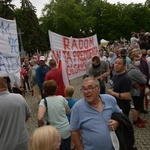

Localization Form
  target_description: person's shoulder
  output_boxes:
[122,73,132,84]
[56,68,62,73]
[56,95,68,102]
[10,92,23,98]
[72,98,84,108]
[88,64,93,69]
[101,94,115,100]
[46,64,50,68]
[55,95,64,99]
[101,60,108,66]
[66,98,77,101]
[69,98,78,103]
[88,65,94,72]
[121,73,131,80]
[72,98,78,102]
[127,65,138,72]
[7,92,26,103]
[126,57,131,61]
[100,60,106,63]
[101,94,117,103]
[36,65,41,71]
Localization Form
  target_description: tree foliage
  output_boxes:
[0,0,15,19]
[145,0,150,7]
[41,0,150,43]
[15,0,48,54]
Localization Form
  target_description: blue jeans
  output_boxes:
[60,136,71,150]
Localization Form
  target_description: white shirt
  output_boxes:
[130,37,139,48]
[100,56,107,62]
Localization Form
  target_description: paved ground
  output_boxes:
[26,76,150,150]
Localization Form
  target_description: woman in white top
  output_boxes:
[38,79,71,150]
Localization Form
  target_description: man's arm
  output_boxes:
[107,90,131,100]
[65,105,71,115]
[71,131,83,150]
[99,69,110,80]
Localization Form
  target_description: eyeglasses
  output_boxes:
[80,86,98,92]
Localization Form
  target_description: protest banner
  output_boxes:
[0,17,20,77]
[49,31,99,86]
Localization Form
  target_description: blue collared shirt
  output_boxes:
[70,94,122,150]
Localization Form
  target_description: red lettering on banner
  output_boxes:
[63,37,95,50]
[62,51,73,63]
[73,51,78,63]
[72,46,99,63]
[89,37,94,47]
[63,37,70,50]
[72,39,78,49]
[66,61,87,76]
[79,40,83,49]
[51,50,61,65]
[84,39,88,49]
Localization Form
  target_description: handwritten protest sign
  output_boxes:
[49,31,99,85]
[0,17,20,77]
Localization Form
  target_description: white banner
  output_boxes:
[0,17,20,77]
[49,31,99,81]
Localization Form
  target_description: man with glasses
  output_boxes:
[70,77,122,150]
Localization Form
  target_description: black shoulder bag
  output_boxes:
[44,98,50,125]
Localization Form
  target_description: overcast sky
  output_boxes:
[12,0,146,18]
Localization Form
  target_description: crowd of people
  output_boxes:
[0,30,150,150]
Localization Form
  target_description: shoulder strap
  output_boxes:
[43,98,50,125]
[44,98,48,111]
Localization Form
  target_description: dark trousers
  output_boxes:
[24,76,30,90]
[60,136,71,150]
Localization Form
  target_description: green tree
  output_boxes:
[41,0,96,38]
[0,0,15,19]
[15,0,48,54]
[145,0,150,7]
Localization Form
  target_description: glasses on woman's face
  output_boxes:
[80,85,98,93]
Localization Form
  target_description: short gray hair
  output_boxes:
[83,77,100,86]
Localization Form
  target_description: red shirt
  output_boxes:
[45,68,65,96]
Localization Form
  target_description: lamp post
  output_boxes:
[18,28,26,57]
